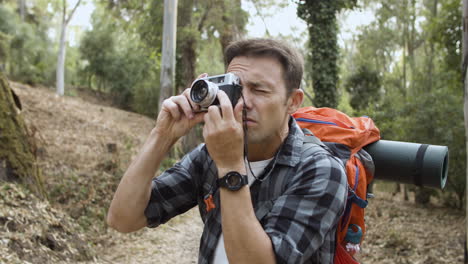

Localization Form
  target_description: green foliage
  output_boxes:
[80,0,247,118]
[134,1,164,51]
[0,5,16,34]
[408,94,464,208]
[367,87,465,208]
[0,31,10,66]
[345,65,381,111]
[108,45,157,110]
[297,0,357,108]
[0,4,55,85]
[429,0,461,73]
[175,0,247,92]
[346,0,464,208]
[196,36,225,76]
[79,13,117,90]
[79,5,160,113]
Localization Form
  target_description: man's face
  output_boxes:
[226,56,294,145]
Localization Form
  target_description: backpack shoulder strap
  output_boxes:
[301,128,340,161]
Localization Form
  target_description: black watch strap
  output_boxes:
[217,171,248,191]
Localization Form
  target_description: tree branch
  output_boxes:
[65,0,83,25]
[62,0,67,23]
[197,2,212,32]
[251,0,270,36]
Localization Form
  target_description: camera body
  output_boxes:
[190,73,242,111]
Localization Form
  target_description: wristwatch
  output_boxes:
[217,171,248,191]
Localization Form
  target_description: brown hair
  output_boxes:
[224,38,304,96]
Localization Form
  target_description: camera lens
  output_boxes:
[191,80,209,102]
[190,79,219,107]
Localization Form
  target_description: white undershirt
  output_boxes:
[212,158,273,264]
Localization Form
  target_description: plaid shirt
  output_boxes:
[145,118,347,264]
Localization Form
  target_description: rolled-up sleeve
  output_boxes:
[262,153,347,263]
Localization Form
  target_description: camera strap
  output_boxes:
[241,93,281,183]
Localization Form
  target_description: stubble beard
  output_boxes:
[245,129,263,144]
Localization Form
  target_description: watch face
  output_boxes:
[227,173,242,187]
[219,171,247,191]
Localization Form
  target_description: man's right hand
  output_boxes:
[154,74,207,142]
[107,75,208,233]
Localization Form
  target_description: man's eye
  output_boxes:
[255,89,268,93]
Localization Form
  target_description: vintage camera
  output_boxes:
[190,73,242,111]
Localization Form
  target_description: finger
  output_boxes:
[189,112,206,128]
[183,88,200,111]
[203,109,214,131]
[205,105,222,131]
[172,94,194,119]
[197,73,208,79]
[206,105,222,122]
[217,90,234,120]
[202,121,209,141]
[233,97,244,123]
[162,98,181,120]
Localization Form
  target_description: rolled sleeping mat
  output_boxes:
[363,140,448,189]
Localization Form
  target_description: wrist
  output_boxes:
[217,162,246,179]
[150,127,178,149]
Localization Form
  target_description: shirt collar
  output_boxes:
[274,117,304,167]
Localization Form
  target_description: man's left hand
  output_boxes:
[203,90,244,174]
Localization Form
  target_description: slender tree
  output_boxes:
[158,0,177,112]
[424,0,438,92]
[462,0,468,260]
[56,0,82,96]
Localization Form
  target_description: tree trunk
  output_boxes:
[56,0,82,96]
[18,0,25,21]
[56,21,67,96]
[465,65,468,263]
[463,0,468,260]
[0,73,46,198]
[0,32,8,71]
[408,0,416,93]
[298,1,340,108]
[180,48,200,154]
[177,0,203,155]
[427,0,438,92]
[176,0,196,93]
[218,0,244,66]
[415,0,438,203]
[158,0,178,113]
[402,0,408,93]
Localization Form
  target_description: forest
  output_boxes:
[0,0,465,263]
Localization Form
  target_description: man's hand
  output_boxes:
[107,74,208,233]
[203,90,244,173]
[154,74,207,143]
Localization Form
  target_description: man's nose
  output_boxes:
[241,89,253,109]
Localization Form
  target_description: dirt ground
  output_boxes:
[5,82,466,263]
[96,190,465,264]
[99,208,203,264]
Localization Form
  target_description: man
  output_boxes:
[107,38,347,263]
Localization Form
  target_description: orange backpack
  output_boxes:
[292,107,380,263]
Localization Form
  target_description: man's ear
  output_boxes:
[287,89,304,114]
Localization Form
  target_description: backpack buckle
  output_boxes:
[203,194,216,213]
